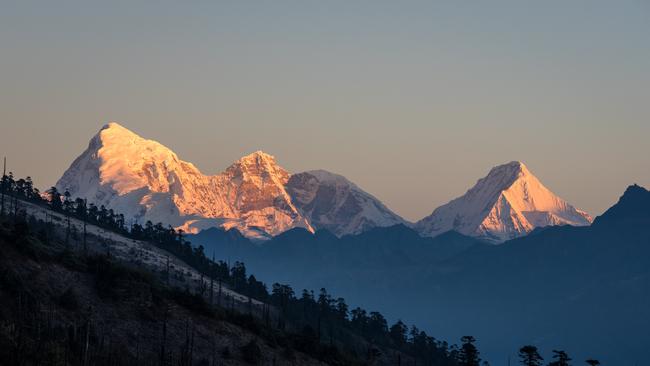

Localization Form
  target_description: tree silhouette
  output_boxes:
[458,336,481,366]
[389,320,408,347]
[548,350,571,366]
[47,186,63,211]
[0,157,6,216]
[585,360,600,366]
[334,297,348,323]
[518,345,543,366]
[1,172,476,366]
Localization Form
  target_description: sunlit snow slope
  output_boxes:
[56,123,404,239]
[286,170,406,236]
[415,161,592,242]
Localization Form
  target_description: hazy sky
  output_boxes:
[1,1,648,221]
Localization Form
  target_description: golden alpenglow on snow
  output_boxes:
[56,123,405,239]
[416,161,592,242]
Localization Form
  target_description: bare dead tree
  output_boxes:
[1,157,5,216]
[160,305,168,366]
[83,308,92,366]
[83,198,88,254]
[218,278,222,307]
[166,256,170,286]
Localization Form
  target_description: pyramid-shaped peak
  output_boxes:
[224,151,289,182]
[233,151,282,169]
[467,161,528,192]
[240,150,276,161]
[95,122,144,142]
[416,160,591,242]
[487,160,530,178]
[102,121,125,130]
[100,121,136,134]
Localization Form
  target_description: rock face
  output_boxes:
[56,123,403,239]
[286,170,406,237]
[415,161,592,242]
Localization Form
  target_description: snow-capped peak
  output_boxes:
[58,123,409,240]
[286,169,406,236]
[57,123,312,240]
[415,161,592,243]
[238,150,276,163]
[224,150,290,189]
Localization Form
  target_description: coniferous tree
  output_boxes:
[351,307,368,333]
[47,186,63,211]
[457,336,481,366]
[548,350,571,366]
[1,157,6,215]
[271,283,294,330]
[389,320,408,348]
[519,345,543,366]
[0,172,482,366]
[368,311,388,343]
[63,190,72,244]
[334,297,348,323]
[24,176,35,200]
[585,360,599,366]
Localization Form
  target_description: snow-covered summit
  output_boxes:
[415,161,592,243]
[286,170,406,236]
[56,123,312,240]
[57,123,408,240]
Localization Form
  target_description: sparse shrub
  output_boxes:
[0,267,23,294]
[57,248,85,271]
[169,288,214,317]
[196,358,210,366]
[221,346,231,359]
[231,312,261,335]
[282,345,295,360]
[241,339,262,364]
[58,287,80,311]
[87,254,156,300]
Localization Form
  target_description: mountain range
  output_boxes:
[57,123,591,242]
[188,184,650,365]
[49,122,650,363]
[56,123,404,240]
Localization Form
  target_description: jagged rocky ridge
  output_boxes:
[286,170,406,236]
[57,123,592,241]
[57,123,405,239]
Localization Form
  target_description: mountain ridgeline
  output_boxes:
[57,123,591,243]
[56,123,406,241]
[47,122,647,363]
[0,173,472,366]
[189,185,650,365]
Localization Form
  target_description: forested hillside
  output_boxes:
[0,172,472,365]
[188,186,648,364]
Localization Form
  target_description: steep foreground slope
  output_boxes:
[0,216,327,365]
[416,161,592,242]
[0,187,464,366]
[57,123,404,239]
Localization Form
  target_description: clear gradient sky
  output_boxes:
[1,1,649,221]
